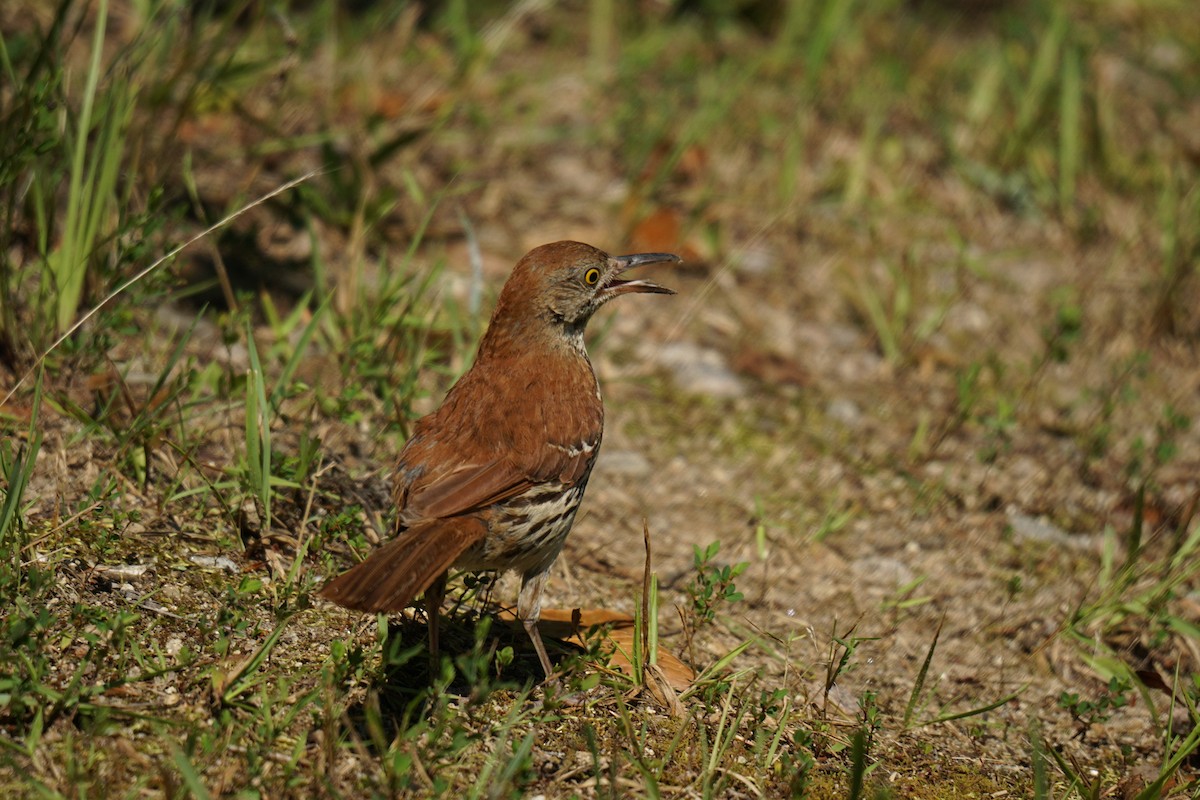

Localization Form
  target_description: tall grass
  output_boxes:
[0,371,43,570]
[0,0,137,353]
[46,0,135,334]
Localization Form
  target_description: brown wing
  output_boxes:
[392,350,604,524]
[397,459,536,523]
[397,442,598,523]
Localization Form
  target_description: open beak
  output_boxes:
[602,252,680,297]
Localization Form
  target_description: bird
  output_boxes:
[320,240,679,678]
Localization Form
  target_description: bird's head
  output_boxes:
[496,241,678,334]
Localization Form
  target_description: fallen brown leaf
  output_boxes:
[500,606,696,694]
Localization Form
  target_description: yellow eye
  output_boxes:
[584,268,601,286]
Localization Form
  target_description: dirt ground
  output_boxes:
[3,1,1199,797]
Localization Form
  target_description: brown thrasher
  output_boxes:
[320,241,678,677]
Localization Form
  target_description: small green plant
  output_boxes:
[687,541,748,628]
[848,692,883,799]
[1042,288,1083,363]
[979,393,1018,464]
[0,568,55,735]
[681,540,748,667]
[1058,676,1131,741]
[782,729,817,798]
[822,622,876,705]
[451,616,524,703]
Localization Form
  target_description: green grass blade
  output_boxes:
[1030,722,1050,799]
[805,0,856,93]
[220,616,292,704]
[648,573,659,666]
[245,325,271,532]
[678,641,752,702]
[269,297,330,414]
[54,0,110,332]
[1013,9,1067,148]
[846,725,868,800]
[1133,721,1200,800]
[0,369,44,557]
[917,685,1027,727]
[171,746,213,800]
[1058,43,1082,213]
[903,614,944,729]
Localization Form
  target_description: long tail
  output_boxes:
[319,517,487,612]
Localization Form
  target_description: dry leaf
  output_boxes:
[629,207,682,254]
[602,625,696,694]
[501,606,697,695]
[627,208,705,266]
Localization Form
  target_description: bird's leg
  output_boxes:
[425,571,447,674]
[517,570,554,679]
